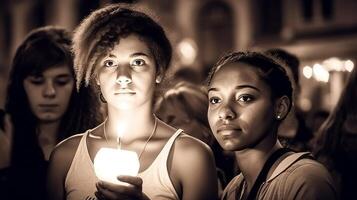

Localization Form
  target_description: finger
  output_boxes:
[97,181,137,195]
[96,188,119,200]
[117,175,143,187]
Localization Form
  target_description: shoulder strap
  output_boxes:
[245,148,292,200]
[267,152,314,181]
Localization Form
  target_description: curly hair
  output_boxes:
[206,51,293,113]
[72,4,172,89]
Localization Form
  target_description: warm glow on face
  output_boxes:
[94,148,140,185]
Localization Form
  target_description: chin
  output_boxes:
[37,114,62,123]
[219,140,247,152]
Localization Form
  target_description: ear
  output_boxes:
[95,76,100,86]
[155,69,163,84]
[275,96,290,120]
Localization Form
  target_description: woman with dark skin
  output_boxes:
[0,26,100,200]
[313,66,357,199]
[207,52,336,200]
[47,4,217,200]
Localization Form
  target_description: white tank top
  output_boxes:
[65,129,183,200]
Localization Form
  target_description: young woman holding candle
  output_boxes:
[206,51,337,200]
[47,4,218,200]
[0,26,100,200]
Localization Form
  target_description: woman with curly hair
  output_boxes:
[47,4,217,200]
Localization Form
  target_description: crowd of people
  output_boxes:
[0,3,356,200]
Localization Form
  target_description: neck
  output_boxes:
[37,120,61,160]
[235,137,282,189]
[37,120,61,142]
[105,104,155,144]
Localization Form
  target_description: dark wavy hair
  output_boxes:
[72,3,172,89]
[206,51,293,115]
[313,66,357,168]
[5,26,101,198]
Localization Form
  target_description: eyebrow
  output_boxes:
[55,74,72,78]
[107,52,150,58]
[130,52,150,57]
[208,85,261,93]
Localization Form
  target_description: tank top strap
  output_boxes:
[159,129,183,163]
[65,131,90,186]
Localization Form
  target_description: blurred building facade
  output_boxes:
[1,0,357,118]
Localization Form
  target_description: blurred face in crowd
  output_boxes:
[156,99,213,145]
[96,34,158,110]
[23,65,74,123]
[207,63,276,151]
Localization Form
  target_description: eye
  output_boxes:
[131,59,146,66]
[55,77,73,86]
[103,60,117,68]
[237,95,254,103]
[28,76,44,85]
[209,97,221,105]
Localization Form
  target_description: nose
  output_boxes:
[115,67,132,86]
[43,81,56,98]
[218,104,236,121]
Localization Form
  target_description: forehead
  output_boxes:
[212,62,260,84]
[30,64,72,77]
[107,34,152,57]
[210,62,270,91]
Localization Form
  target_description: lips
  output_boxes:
[216,124,242,139]
[38,104,58,108]
[217,124,241,133]
[114,88,136,95]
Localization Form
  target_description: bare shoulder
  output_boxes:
[174,132,213,157]
[169,132,218,199]
[50,133,84,162]
[171,132,215,169]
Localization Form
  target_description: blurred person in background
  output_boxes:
[0,26,101,200]
[265,48,313,152]
[207,51,336,200]
[313,66,357,199]
[155,81,214,145]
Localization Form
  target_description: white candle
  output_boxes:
[93,121,140,185]
[94,148,140,185]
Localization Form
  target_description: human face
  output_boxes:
[96,34,158,110]
[23,65,74,123]
[207,63,276,151]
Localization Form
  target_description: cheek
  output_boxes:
[207,109,218,132]
[240,105,274,133]
[23,85,40,105]
[58,85,74,103]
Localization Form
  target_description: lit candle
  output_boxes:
[93,121,140,185]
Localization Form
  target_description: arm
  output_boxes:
[47,135,81,200]
[170,135,218,200]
